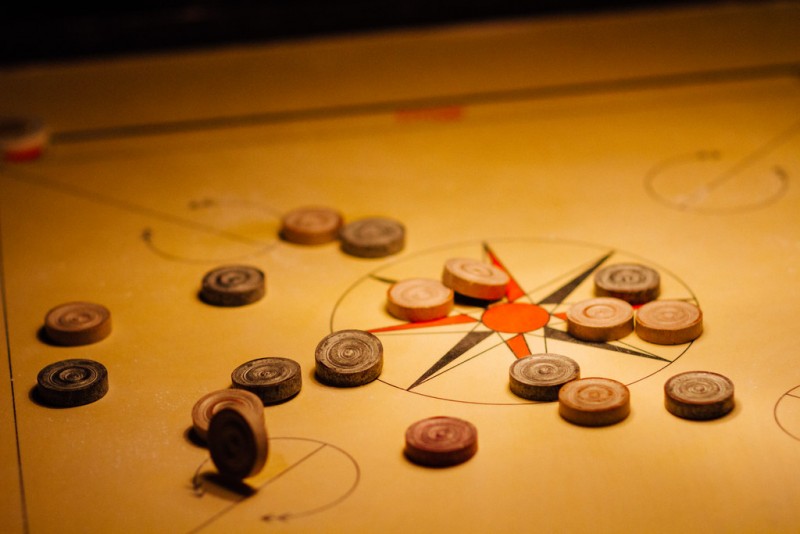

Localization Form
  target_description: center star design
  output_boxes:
[365,243,667,392]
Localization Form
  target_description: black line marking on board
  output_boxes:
[536,251,611,353]
[51,62,800,144]
[369,274,399,285]
[0,190,30,534]
[378,377,541,406]
[187,437,360,532]
[774,387,800,442]
[3,167,274,252]
[140,227,275,264]
[408,330,494,390]
[537,251,612,305]
[409,334,510,391]
[191,458,212,497]
[542,327,670,362]
[261,438,361,522]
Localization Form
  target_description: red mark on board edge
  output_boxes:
[4,146,43,162]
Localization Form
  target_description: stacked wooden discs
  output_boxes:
[231,357,302,404]
[200,265,266,306]
[36,359,109,407]
[207,405,268,480]
[558,377,630,427]
[509,353,580,401]
[0,116,49,161]
[386,278,454,322]
[280,206,343,245]
[636,300,703,345]
[192,388,264,442]
[566,297,633,342]
[339,217,406,258]
[44,302,112,346]
[315,330,383,387]
[442,258,508,300]
[664,371,734,420]
[404,416,478,467]
[594,263,660,304]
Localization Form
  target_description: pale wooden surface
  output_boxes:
[2,2,800,532]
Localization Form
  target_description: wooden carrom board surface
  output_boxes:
[2,2,800,532]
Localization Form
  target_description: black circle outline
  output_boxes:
[330,236,699,405]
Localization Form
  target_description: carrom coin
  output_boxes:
[339,217,405,258]
[566,297,634,342]
[442,257,509,300]
[386,278,454,322]
[192,388,264,442]
[664,371,734,420]
[315,329,383,387]
[200,265,266,307]
[280,205,343,245]
[207,406,268,480]
[509,353,580,401]
[404,416,478,467]
[231,357,302,404]
[594,262,660,304]
[635,300,703,345]
[44,301,112,346]
[36,359,109,407]
[558,377,630,427]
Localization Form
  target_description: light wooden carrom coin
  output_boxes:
[566,297,634,342]
[36,359,109,407]
[635,300,703,345]
[594,263,660,304]
[315,329,383,387]
[339,217,405,258]
[207,406,268,480]
[280,206,343,245]
[200,265,266,306]
[404,416,478,467]
[442,258,509,300]
[231,357,302,404]
[192,388,264,442]
[386,278,454,322]
[0,116,49,161]
[558,377,630,427]
[44,302,112,346]
[509,353,580,401]
[665,371,734,420]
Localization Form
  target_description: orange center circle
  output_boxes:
[481,303,551,334]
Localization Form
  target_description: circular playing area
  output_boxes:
[331,238,700,404]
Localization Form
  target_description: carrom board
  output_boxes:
[2,2,800,533]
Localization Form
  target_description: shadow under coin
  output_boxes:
[28,385,72,409]
[36,326,58,346]
[200,472,257,499]
[184,426,207,449]
[454,293,497,308]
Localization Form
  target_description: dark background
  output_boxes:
[2,1,730,67]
